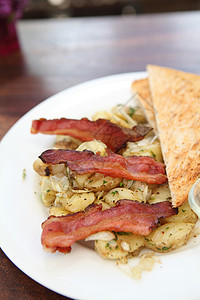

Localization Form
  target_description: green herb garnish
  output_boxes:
[128,107,136,117]
[22,169,26,180]
[111,190,118,196]
[115,232,133,236]
[161,245,172,251]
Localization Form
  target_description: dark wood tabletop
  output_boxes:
[1,10,200,300]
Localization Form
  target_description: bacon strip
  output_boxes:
[31,118,151,152]
[41,200,178,253]
[39,149,167,184]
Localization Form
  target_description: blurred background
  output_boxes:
[22,0,200,18]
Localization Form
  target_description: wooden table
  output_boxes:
[1,11,200,299]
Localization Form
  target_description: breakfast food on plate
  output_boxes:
[41,200,177,253]
[39,149,167,184]
[31,117,151,152]
[31,65,199,277]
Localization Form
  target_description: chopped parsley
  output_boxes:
[22,169,26,180]
[115,231,133,236]
[144,237,155,246]
[111,190,119,196]
[156,244,173,251]
[128,107,136,117]
[161,245,172,251]
[105,242,112,250]
[148,242,155,246]
[144,237,151,242]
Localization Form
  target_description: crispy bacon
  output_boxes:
[39,149,167,184]
[31,118,151,152]
[41,200,178,253]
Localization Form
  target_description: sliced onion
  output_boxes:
[121,241,130,251]
[85,231,115,241]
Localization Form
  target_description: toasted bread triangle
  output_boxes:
[147,65,200,207]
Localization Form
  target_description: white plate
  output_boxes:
[1,72,200,300]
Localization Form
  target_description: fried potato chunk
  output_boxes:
[144,222,195,252]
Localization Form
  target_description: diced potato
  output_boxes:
[33,159,49,176]
[144,222,195,252]
[164,201,198,224]
[70,173,91,190]
[51,164,67,175]
[95,190,106,200]
[115,232,145,253]
[33,158,67,176]
[94,232,145,260]
[94,199,111,210]
[49,206,71,216]
[84,173,122,192]
[50,175,69,193]
[104,187,144,207]
[40,177,56,206]
[95,239,128,260]
[54,190,73,207]
[40,175,69,207]
[56,192,95,213]
[148,183,171,204]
